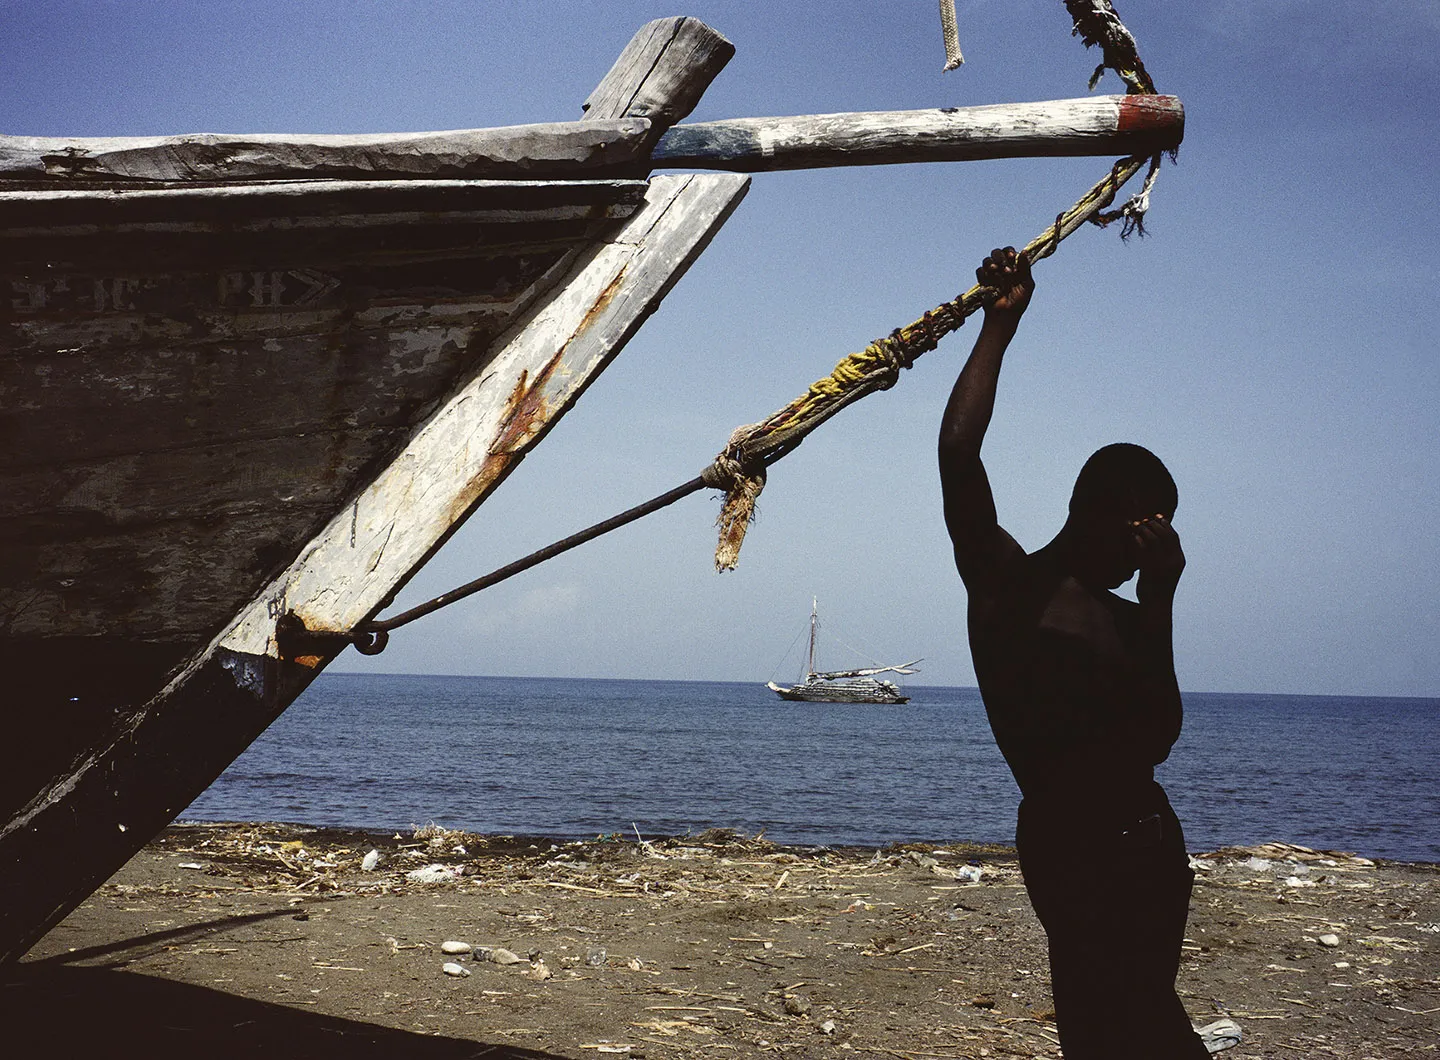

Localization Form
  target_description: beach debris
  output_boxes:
[626,957,643,971]
[1194,1017,1242,1054]
[487,947,524,965]
[1242,857,1273,872]
[406,863,463,884]
[818,1019,836,1035]
[783,994,811,1016]
[361,849,381,871]
[525,959,553,981]
[586,946,607,966]
[178,862,204,870]
[1284,875,1316,888]
[441,940,473,955]
[1318,933,1341,948]
[442,961,472,977]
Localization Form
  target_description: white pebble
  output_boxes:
[441,940,473,955]
[361,850,380,871]
[488,947,523,965]
[1318,933,1341,947]
[442,962,471,977]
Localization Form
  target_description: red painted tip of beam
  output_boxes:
[1117,95,1185,145]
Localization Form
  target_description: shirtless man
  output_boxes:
[939,247,1211,1058]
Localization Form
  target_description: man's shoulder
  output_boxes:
[965,547,1044,623]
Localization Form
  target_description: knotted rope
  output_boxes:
[704,0,1170,570]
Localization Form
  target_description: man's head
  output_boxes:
[1064,443,1178,588]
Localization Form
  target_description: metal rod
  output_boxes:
[363,474,710,635]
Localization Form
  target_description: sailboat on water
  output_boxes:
[767,599,920,704]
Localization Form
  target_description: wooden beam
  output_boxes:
[0,121,652,184]
[652,94,1184,172]
[0,119,652,183]
[582,16,734,128]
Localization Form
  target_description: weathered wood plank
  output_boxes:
[583,16,734,128]
[1,494,359,638]
[215,172,749,658]
[652,94,1185,171]
[0,177,647,229]
[0,119,652,183]
[1,322,506,468]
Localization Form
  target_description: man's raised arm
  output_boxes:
[938,248,1033,589]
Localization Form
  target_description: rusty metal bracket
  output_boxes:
[274,611,359,666]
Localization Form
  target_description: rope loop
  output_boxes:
[701,454,743,491]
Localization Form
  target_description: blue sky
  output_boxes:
[5,1,1437,696]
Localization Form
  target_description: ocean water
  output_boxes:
[184,675,1440,863]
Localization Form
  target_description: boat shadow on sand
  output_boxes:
[3,911,558,1059]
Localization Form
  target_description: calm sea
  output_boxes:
[183,675,1440,863]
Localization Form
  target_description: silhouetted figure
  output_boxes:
[939,248,1210,1059]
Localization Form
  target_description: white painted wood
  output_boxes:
[0,120,652,182]
[214,172,749,660]
[652,95,1184,171]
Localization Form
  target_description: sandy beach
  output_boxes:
[4,823,1436,1058]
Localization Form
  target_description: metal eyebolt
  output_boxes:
[353,628,389,655]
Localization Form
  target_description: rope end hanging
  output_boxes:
[1092,150,1163,240]
[704,442,767,572]
[1065,0,1155,95]
[713,466,765,572]
[939,0,965,71]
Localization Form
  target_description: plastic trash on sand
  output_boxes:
[1194,1018,1242,1054]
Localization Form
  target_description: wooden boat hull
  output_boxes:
[0,171,749,962]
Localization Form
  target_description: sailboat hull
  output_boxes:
[767,679,909,705]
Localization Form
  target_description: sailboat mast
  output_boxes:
[807,597,818,678]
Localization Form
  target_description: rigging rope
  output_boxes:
[938,0,965,71]
[349,0,1172,651]
[705,0,1169,570]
